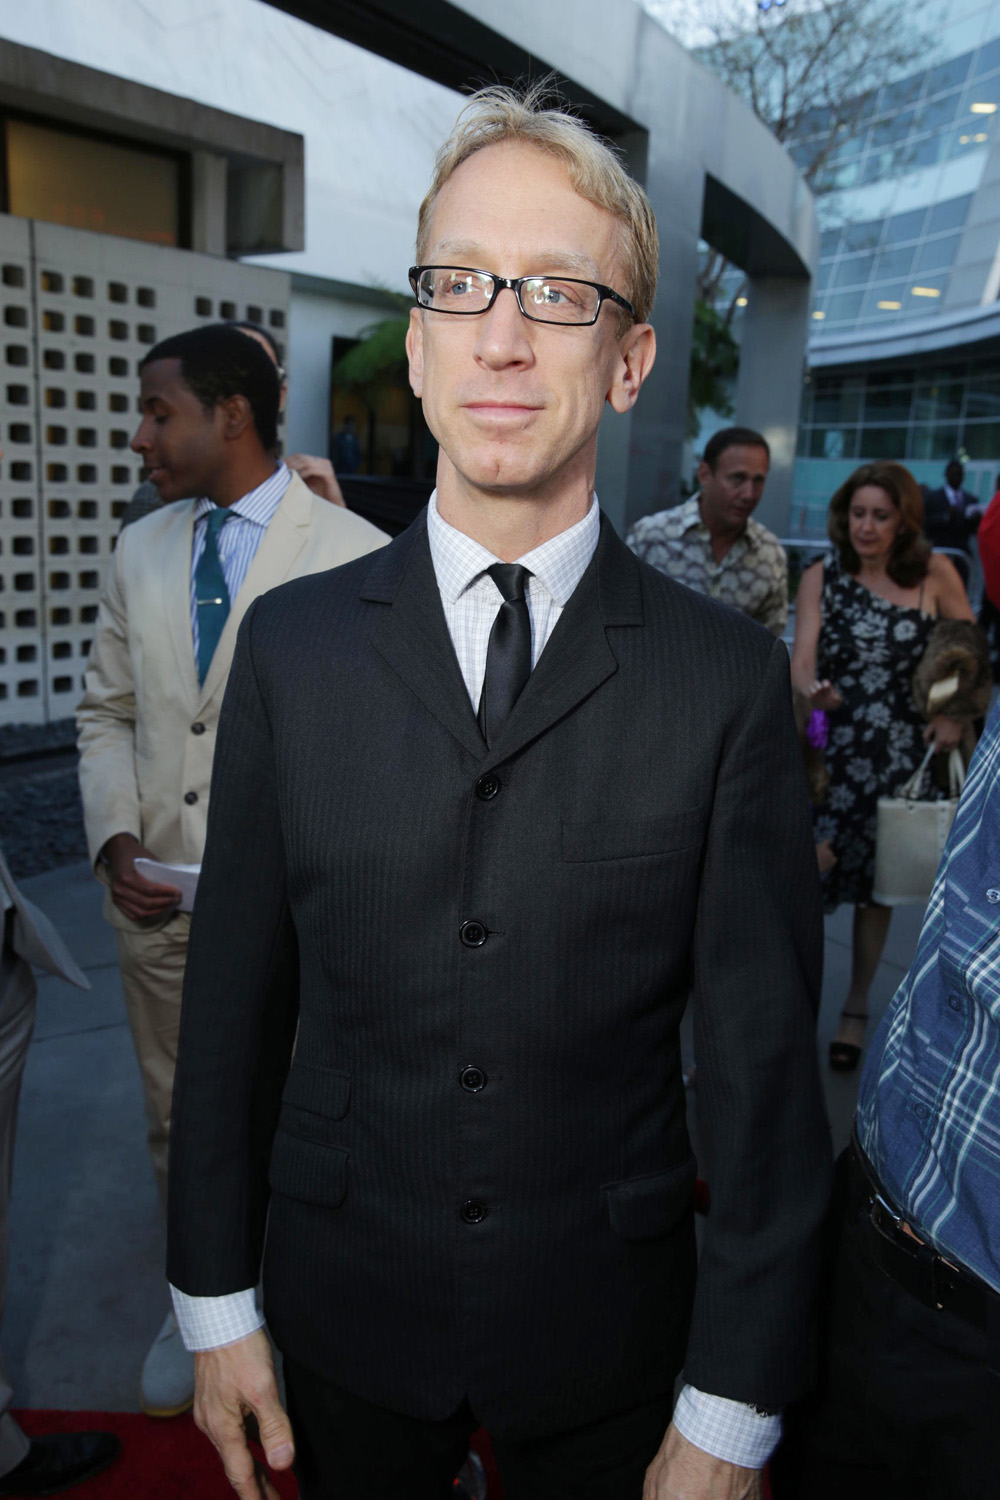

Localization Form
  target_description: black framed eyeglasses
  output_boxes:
[408,265,635,327]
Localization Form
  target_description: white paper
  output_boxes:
[135,858,201,913]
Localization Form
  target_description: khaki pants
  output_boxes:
[115,915,191,1209]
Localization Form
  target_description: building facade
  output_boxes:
[789,0,1000,533]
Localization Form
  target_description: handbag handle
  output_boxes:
[898,745,965,801]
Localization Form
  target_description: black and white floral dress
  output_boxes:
[813,552,936,911]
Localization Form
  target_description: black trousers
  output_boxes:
[772,1153,1000,1500]
[283,1356,673,1500]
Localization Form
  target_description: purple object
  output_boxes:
[806,710,829,750]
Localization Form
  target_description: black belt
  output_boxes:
[848,1141,1000,1335]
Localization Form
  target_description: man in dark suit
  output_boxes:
[923,459,982,557]
[167,86,831,1500]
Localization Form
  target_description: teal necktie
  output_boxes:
[195,507,232,686]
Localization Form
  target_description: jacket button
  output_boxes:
[475,774,500,801]
[184,790,199,805]
[460,1065,487,1092]
[191,721,206,735]
[460,1199,487,1224]
[459,920,487,947]
[988,889,1000,904]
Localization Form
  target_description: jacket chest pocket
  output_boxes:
[561,806,705,863]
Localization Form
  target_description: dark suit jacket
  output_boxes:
[923,484,981,555]
[168,512,831,1439]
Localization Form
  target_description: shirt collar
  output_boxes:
[192,461,291,526]
[688,492,759,550]
[426,490,600,606]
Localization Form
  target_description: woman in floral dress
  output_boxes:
[791,461,973,1069]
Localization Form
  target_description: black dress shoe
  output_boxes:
[0,1432,121,1496]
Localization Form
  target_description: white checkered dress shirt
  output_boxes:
[171,490,779,1469]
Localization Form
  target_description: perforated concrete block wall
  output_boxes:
[0,216,290,726]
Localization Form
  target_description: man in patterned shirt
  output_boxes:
[626,426,788,635]
[775,698,1000,1499]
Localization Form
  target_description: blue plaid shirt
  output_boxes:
[856,699,1000,1294]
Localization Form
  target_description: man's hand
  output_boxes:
[644,1424,763,1500]
[285,453,346,508]
[102,833,181,921]
[194,1329,295,1499]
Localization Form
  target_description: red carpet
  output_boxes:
[15,1410,769,1496]
[14,1411,501,1498]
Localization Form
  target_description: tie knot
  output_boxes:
[487,562,530,603]
[205,506,231,537]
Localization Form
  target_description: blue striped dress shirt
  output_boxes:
[189,462,291,663]
[857,697,1000,1293]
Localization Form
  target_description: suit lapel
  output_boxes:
[483,517,644,766]
[198,476,309,708]
[366,518,486,761]
[364,512,644,766]
[161,502,200,713]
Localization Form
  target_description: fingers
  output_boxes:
[194,1335,294,1498]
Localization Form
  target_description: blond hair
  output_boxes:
[416,81,658,329]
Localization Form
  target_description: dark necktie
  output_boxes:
[194,507,232,686]
[478,563,532,747]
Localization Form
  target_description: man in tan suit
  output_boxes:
[77,324,386,1416]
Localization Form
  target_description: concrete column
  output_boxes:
[734,275,811,535]
[190,151,228,256]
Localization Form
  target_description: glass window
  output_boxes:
[879,76,924,115]
[820,229,842,259]
[865,383,913,422]
[859,426,910,459]
[950,124,990,156]
[817,158,861,192]
[825,291,865,322]
[809,428,859,460]
[927,195,972,234]
[907,275,948,309]
[973,36,1000,78]
[844,219,883,252]
[965,376,1000,419]
[865,281,906,314]
[917,93,961,133]
[832,254,875,288]
[813,378,863,425]
[926,52,973,96]
[873,110,916,147]
[874,245,916,280]
[915,232,962,273]
[910,425,960,460]
[885,207,927,244]
[5,118,180,246]
[959,77,1000,117]
[961,421,1000,458]
[859,149,896,186]
[914,382,964,421]
[904,134,946,169]
[815,261,833,291]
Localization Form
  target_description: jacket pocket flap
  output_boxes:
[604,1156,697,1241]
[282,1059,351,1120]
[562,807,705,862]
[269,1132,348,1209]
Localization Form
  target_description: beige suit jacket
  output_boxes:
[76,472,387,931]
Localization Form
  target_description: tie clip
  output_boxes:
[196,597,224,606]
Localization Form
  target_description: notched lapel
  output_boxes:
[161,503,200,712]
[482,518,644,765]
[367,522,486,762]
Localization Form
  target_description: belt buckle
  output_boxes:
[870,1188,905,1239]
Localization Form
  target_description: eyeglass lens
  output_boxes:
[416,267,601,324]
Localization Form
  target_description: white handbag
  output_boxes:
[872,745,965,907]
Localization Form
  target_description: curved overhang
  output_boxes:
[265,0,818,525]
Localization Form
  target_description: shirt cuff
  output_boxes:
[672,1384,782,1470]
[170,1285,265,1352]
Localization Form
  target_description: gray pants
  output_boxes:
[0,912,36,1477]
